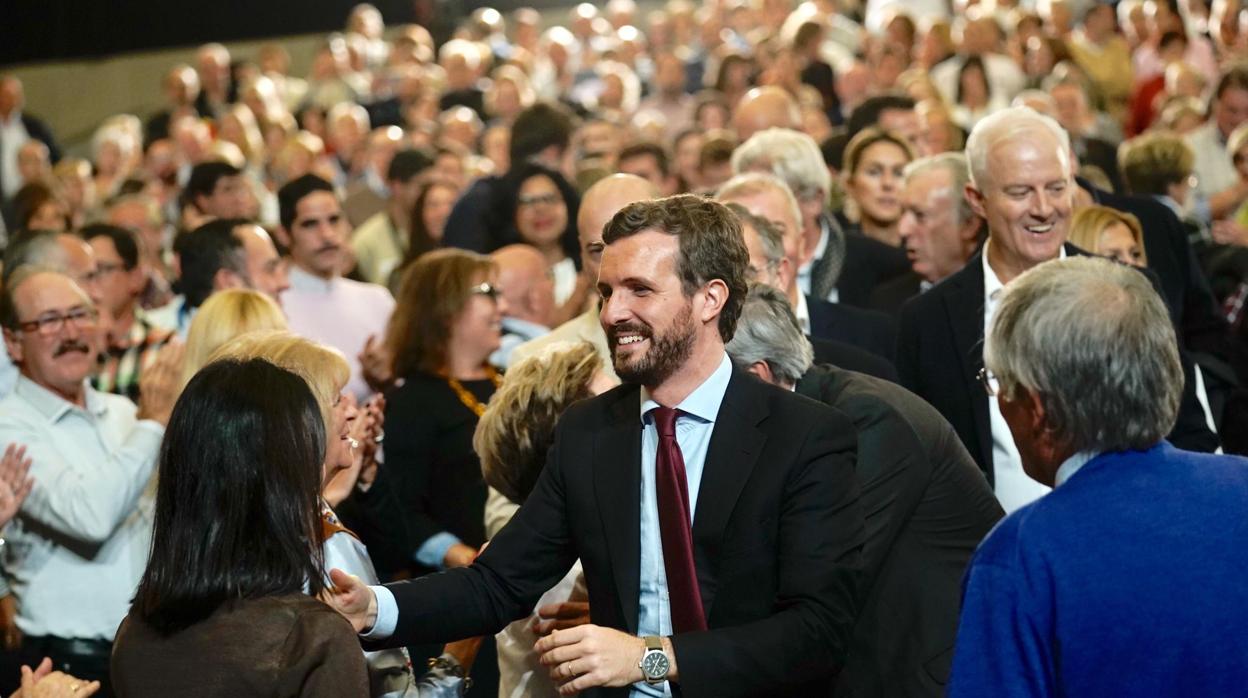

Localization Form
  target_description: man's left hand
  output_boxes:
[535,625,648,695]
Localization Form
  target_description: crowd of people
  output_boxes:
[2,0,1248,694]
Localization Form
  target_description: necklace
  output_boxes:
[445,366,502,417]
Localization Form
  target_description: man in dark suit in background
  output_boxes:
[727,283,1004,697]
[328,195,866,697]
[897,106,1217,515]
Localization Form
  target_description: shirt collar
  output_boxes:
[1054,450,1100,487]
[982,238,1067,301]
[639,352,733,425]
[1153,194,1184,218]
[288,264,337,293]
[793,292,811,334]
[15,375,108,423]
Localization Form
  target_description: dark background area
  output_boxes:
[0,0,427,67]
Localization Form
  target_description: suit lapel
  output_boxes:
[690,369,768,619]
[941,254,993,477]
[593,388,643,633]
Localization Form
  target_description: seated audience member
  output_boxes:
[1184,63,1248,222]
[211,331,476,697]
[696,133,736,192]
[0,269,182,696]
[1117,131,1202,241]
[731,128,910,308]
[83,223,174,401]
[181,288,288,385]
[509,173,657,378]
[838,127,915,248]
[9,182,70,234]
[723,201,898,381]
[732,86,802,143]
[1068,205,1148,267]
[351,148,434,286]
[276,174,395,400]
[475,342,615,698]
[872,152,983,315]
[183,160,254,221]
[104,194,174,310]
[898,106,1217,514]
[726,283,1003,697]
[717,172,898,361]
[949,256,1248,696]
[493,162,584,310]
[441,102,576,254]
[489,245,555,369]
[110,358,369,695]
[147,218,288,337]
[616,142,677,196]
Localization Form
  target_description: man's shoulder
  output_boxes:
[511,310,603,364]
[899,259,976,321]
[332,276,395,305]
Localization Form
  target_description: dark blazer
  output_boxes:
[811,337,899,383]
[896,244,1218,480]
[867,271,924,318]
[837,227,913,309]
[377,367,867,697]
[807,295,898,361]
[796,365,1003,697]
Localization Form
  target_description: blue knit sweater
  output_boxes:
[948,442,1248,697]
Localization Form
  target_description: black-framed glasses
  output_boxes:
[470,282,500,300]
[977,367,999,397]
[517,192,561,208]
[17,306,100,337]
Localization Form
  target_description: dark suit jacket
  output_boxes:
[896,244,1218,480]
[837,228,913,309]
[867,272,924,318]
[378,367,867,697]
[796,365,1003,697]
[808,295,898,361]
[811,338,899,383]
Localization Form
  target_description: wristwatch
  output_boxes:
[638,635,670,685]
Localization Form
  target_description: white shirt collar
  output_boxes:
[793,292,811,334]
[982,238,1067,303]
[1054,450,1100,487]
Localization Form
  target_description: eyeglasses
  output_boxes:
[470,282,500,300]
[976,367,999,397]
[517,192,562,208]
[95,262,127,277]
[17,306,100,337]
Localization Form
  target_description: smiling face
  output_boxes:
[849,140,909,227]
[448,272,505,362]
[968,127,1071,281]
[598,231,698,387]
[323,391,359,484]
[515,174,568,250]
[4,272,101,404]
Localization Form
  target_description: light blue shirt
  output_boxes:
[633,352,732,697]
[367,353,734,698]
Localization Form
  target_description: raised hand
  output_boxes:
[0,444,34,528]
[137,341,186,427]
[322,569,378,634]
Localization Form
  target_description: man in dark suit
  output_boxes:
[718,172,899,362]
[726,283,1004,697]
[871,152,984,316]
[328,195,866,697]
[897,106,1217,514]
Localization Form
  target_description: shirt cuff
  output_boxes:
[361,584,398,640]
[415,531,461,569]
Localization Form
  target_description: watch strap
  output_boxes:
[644,635,663,651]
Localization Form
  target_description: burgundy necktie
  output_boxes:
[651,406,708,633]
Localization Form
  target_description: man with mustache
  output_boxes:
[0,269,182,696]
[275,174,395,401]
[327,195,866,697]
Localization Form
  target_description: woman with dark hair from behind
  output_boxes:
[110,358,368,696]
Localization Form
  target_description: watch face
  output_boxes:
[642,651,670,679]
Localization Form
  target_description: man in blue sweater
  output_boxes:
[948,256,1248,697]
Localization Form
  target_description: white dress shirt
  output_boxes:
[982,242,1059,513]
[0,376,163,640]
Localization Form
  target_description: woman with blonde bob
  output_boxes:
[210,331,477,698]
[182,289,288,386]
[473,341,616,698]
[1068,205,1148,268]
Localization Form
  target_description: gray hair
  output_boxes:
[723,202,785,267]
[903,152,974,227]
[730,128,832,202]
[725,283,815,386]
[965,106,1071,190]
[2,231,68,286]
[984,256,1183,453]
[716,172,803,241]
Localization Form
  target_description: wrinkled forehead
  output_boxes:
[14,272,91,317]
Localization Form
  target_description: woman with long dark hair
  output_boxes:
[111,358,368,696]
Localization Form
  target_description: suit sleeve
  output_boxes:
[895,299,923,395]
[669,409,866,697]
[377,428,579,648]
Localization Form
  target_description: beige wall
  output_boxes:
[6,34,325,157]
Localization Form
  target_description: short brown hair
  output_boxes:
[387,248,496,377]
[602,195,749,341]
[475,342,601,504]
[1118,131,1194,196]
